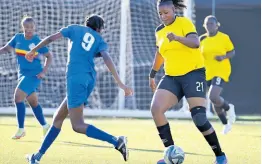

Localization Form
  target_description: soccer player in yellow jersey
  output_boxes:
[150,1,227,163]
[200,15,236,135]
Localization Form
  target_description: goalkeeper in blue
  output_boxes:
[25,14,133,163]
[0,16,52,139]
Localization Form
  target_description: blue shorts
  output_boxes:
[17,76,41,96]
[67,73,95,109]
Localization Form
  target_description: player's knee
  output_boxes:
[29,101,38,108]
[72,124,80,133]
[53,117,64,128]
[71,123,84,133]
[191,106,213,133]
[14,94,23,103]
[150,102,164,117]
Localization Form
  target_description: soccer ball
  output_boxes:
[163,145,185,164]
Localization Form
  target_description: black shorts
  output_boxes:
[157,68,207,101]
[206,77,225,87]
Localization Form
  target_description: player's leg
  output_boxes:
[151,76,181,147]
[26,97,68,163]
[209,77,236,134]
[208,82,227,124]
[152,76,182,164]
[12,76,28,139]
[206,81,214,114]
[67,73,128,161]
[27,92,50,136]
[183,69,227,163]
[209,82,230,133]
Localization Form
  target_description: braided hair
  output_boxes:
[158,0,186,9]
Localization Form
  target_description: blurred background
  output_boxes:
[0,0,260,117]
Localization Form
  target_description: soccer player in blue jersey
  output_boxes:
[25,14,133,163]
[0,16,52,139]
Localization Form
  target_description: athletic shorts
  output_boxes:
[157,68,207,101]
[67,73,95,109]
[17,76,41,96]
[206,76,225,87]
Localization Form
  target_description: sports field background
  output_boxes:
[0,116,260,164]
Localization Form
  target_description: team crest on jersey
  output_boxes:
[29,43,36,50]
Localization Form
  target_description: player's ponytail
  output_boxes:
[158,0,186,9]
[85,14,104,31]
[171,0,186,9]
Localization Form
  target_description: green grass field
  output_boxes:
[0,116,260,164]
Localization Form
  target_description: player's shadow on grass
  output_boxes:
[0,123,36,128]
[20,140,211,157]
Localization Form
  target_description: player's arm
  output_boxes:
[167,18,200,48]
[178,33,200,48]
[25,32,62,62]
[36,52,53,79]
[224,50,235,59]
[149,49,164,78]
[0,34,16,54]
[100,51,124,87]
[224,35,235,59]
[149,49,164,92]
[100,51,133,96]
[32,32,62,53]
[42,52,53,73]
[0,45,13,54]
[167,33,199,48]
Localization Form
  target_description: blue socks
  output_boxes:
[15,102,26,128]
[86,125,118,147]
[34,125,118,161]
[39,125,61,155]
[32,104,46,126]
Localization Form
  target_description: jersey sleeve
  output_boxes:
[224,35,234,52]
[182,18,198,37]
[35,36,49,54]
[155,33,159,48]
[7,34,17,48]
[155,24,164,48]
[60,25,75,39]
[97,38,108,53]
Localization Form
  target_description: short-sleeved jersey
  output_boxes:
[60,25,108,77]
[200,31,234,82]
[155,16,204,76]
[7,33,49,77]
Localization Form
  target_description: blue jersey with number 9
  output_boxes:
[60,25,108,77]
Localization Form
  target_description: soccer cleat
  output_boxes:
[214,155,228,164]
[227,104,236,124]
[157,159,166,164]
[115,136,128,161]
[12,129,25,139]
[26,154,40,164]
[43,124,50,137]
[222,123,232,135]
